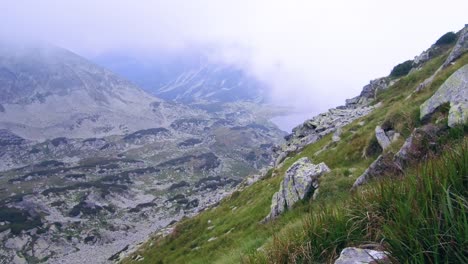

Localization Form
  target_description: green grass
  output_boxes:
[246,138,468,264]
[124,50,468,263]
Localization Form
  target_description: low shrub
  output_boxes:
[390,60,414,78]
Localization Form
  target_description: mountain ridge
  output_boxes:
[121,25,468,264]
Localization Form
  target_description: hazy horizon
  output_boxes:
[1,0,467,119]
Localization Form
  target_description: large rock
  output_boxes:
[420,64,468,127]
[393,125,440,169]
[351,154,400,190]
[374,126,391,150]
[353,124,441,189]
[443,24,468,68]
[334,247,389,264]
[263,158,330,222]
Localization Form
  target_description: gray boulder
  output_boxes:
[375,126,391,150]
[354,124,441,189]
[263,158,330,222]
[334,247,389,264]
[351,154,401,190]
[393,125,440,169]
[420,64,468,127]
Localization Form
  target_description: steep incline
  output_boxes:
[123,25,468,264]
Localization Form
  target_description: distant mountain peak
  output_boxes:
[94,51,267,104]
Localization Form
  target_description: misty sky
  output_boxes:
[1,0,467,117]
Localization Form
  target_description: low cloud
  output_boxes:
[1,0,467,113]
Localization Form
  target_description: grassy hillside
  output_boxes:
[124,48,468,263]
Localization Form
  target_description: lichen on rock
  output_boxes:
[263,157,330,222]
[420,64,468,127]
[334,247,389,264]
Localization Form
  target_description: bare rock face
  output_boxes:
[420,64,468,127]
[263,158,330,222]
[353,124,442,189]
[351,155,396,190]
[443,24,468,68]
[334,247,389,264]
[393,125,440,169]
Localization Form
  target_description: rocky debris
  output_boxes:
[416,25,467,93]
[275,106,375,167]
[443,24,468,68]
[334,247,389,264]
[239,170,268,189]
[413,49,431,65]
[346,77,390,108]
[263,158,330,222]
[420,64,468,127]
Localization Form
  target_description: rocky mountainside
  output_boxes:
[122,25,468,264]
[94,52,266,104]
[0,43,285,263]
[0,42,172,140]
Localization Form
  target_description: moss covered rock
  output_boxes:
[420,64,468,127]
[263,157,330,222]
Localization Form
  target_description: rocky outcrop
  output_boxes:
[263,158,330,222]
[274,106,376,167]
[416,25,468,92]
[351,155,398,190]
[334,247,389,264]
[346,77,389,108]
[443,24,468,68]
[353,124,442,189]
[420,64,468,127]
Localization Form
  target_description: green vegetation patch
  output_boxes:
[125,49,468,264]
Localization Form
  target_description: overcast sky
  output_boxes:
[1,0,467,117]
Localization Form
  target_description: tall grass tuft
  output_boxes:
[250,139,467,263]
[378,141,468,263]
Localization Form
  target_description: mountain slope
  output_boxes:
[123,27,468,264]
[0,42,171,140]
[0,43,287,263]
